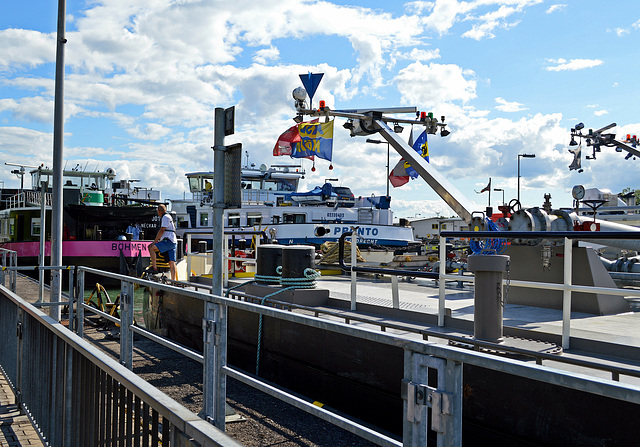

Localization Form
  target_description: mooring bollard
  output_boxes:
[467,254,510,343]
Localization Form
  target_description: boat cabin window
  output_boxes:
[31,218,41,237]
[228,213,240,228]
[272,215,281,224]
[283,213,306,224]
[264,180,279,191]
[200,213,209,226]
[432,224,438,229]
[242,180,261,190]
[247,213,262,226]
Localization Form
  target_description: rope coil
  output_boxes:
[470,218,507,255]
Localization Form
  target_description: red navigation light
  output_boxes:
[627,134,631,141]
[319,100,326,109]
[420,111,427,121]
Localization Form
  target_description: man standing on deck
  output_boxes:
[149,204,177,281]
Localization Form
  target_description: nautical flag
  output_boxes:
[479,178,491,193]
[568,144,582,171]
[273,119,318,156]
[389,129,429,188]
[291,120,334,161]
[273,124,301,156]
[404,130,429,179]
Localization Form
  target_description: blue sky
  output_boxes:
[1,0,639,219]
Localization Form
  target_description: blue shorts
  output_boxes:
[155,239,177,262]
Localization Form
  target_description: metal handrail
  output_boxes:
[68,267,640,446]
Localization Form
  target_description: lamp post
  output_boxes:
[366,138,390,196]
[517,153,536,204]
[494,188,505,207]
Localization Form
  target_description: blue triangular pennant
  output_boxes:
[299,72,324,106]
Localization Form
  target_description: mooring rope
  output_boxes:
[255,267,321,376]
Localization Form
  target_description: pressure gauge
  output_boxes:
[572,185,585,200]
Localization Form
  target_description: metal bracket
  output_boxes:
[202,319,216,344]
[16,321,22,339]
[402,379,453,434]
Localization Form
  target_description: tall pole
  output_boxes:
[50,0,66,319]
[202,108,227,429]
[517,153,535,205]
[517,155,521,204]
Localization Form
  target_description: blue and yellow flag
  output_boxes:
[291,120,334,161]
[404,130,428,179]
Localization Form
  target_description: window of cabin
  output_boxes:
[228,213,240,228]
[283,213,306,224]
[31,218,41,236]
[432,223,438,229]
[200,213,209,226]
[247,213,262,226]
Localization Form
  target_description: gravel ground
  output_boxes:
[84,319,378,447]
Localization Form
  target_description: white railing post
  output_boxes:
[438,235,446,326]
[186,233,192,280]
[562,237,573,349]
[350,229,358,311]
[391,275,399,309]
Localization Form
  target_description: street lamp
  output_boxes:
[494,188,505,207]
[517,153,536,204]
[366,138,390,196]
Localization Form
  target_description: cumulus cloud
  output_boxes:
[253,47,280,65]
[594,110,609,117]
[545,58,603,71]
[395,62,477,106]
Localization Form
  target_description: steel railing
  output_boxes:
[0,248,18,292]
[0,280,242,447]
[336,230,640,351]
[65,267,640,447]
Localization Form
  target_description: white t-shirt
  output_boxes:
[161,213,177,244]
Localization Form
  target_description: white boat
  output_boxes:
[169,163,416,250]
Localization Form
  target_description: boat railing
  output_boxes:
[6,190,52,209]
[0,271,241,447]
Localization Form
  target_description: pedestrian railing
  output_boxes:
[67,267,640,446]
[0,281,242,447]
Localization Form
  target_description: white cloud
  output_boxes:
[545,58,603,71]
[495,97,528,112]
[546,4,566,14]
[395,62,477,106]
[611,27,630,37]
[462,5,522,40]
[0,29,55,70]
[594,110,609,117]
[253,47,280,65]
[634,19,640,30]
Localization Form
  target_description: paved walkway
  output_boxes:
[0,371,44,447]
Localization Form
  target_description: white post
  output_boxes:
[350,231,357,311]
[391,275,399,309]
[562,237,572,349]
[223,234,229,288]
[186,233,192,281]
[438,235,446,326]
